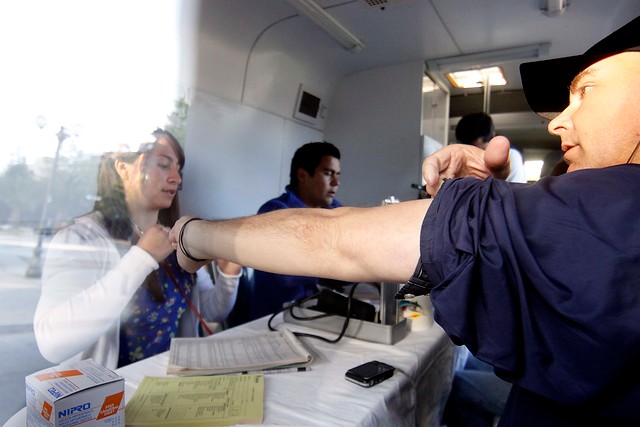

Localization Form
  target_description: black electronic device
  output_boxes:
[293,84,324,124]
[395,262,434,299]
[311,288,376,322]
[345,360,395,388]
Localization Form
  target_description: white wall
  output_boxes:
[193,0,348,128]
[180,91,322,219]
[324,61,425,206]
[179,1,336,218]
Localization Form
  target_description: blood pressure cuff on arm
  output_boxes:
[419,168,640,407]
[395,261,435,299]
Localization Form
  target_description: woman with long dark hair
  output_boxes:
[34,129,241,369]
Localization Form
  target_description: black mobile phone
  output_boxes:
[345,360,395,388]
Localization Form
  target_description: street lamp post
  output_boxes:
[25,125,68,278]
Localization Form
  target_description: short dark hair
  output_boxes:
[455,112,495,145]
[289,141,340,187]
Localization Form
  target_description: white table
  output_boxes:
[6,314,454,427]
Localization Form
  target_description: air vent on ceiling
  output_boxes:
[358,0,412,8]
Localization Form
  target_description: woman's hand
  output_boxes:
[216,259,242,276]
[137,224,174,262]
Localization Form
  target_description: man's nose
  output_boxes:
[548,107,572,137]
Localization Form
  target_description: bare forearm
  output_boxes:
[172,199,431,283]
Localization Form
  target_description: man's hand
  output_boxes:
[422,136,511,196]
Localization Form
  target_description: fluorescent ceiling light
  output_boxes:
[447,66,507,89]
[286,0,365,53]
[426,43,550,72]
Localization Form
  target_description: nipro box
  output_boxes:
[25,358,124,427]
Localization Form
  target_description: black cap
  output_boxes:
[520,16,640,119]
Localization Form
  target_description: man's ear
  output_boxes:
[297,167,309,184]
[115,160,129,181]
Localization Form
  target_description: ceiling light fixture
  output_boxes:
[426,43,550,73]
[446,66,507,89]
[425,43,549,93]
[286,0,365,53]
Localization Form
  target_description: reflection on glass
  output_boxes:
[0,0,183,417]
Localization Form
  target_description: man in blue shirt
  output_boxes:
[172,16,640,426]
[250,142,342,321]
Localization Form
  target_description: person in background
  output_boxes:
[455,112,527,183]
[34,129,241,369]
[247,141,342,322]
[171,16,640,426]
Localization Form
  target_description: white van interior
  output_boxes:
[1,0,638,424]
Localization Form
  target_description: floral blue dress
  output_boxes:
[118,252,194,367]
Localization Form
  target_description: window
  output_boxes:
[0,1,180,421]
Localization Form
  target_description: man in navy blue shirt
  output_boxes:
[172,16,640,426]
[250,142,342,321]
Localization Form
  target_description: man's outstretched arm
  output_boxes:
[170,199,432,284]
[423,136,511,196]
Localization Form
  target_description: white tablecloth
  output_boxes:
[6,314,454,427]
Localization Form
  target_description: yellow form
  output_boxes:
[124,374,264,426]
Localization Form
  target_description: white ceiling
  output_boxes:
[294,0,640,151]
[313,0,638,91]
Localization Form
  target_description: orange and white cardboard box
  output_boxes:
[25,358,124,427]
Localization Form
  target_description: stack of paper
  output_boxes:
[167,329,312,376]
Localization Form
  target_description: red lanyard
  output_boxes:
[161,262,214,336]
